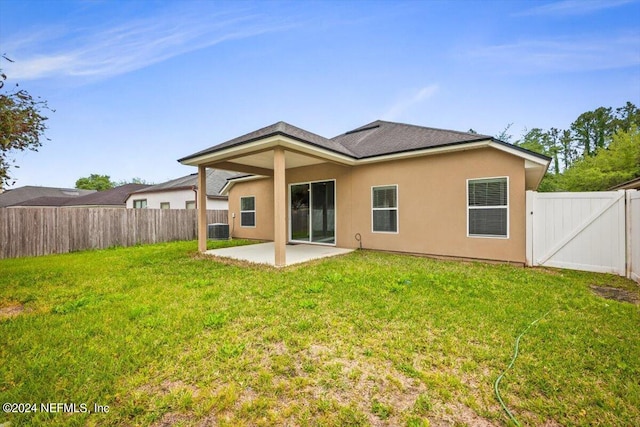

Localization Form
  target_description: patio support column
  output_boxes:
[273,146,286,266]
[197,165,208,253]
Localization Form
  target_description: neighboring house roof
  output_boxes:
[0,186,96,208]
[609,176,640,190]
[128,169,238,199]
[66,184,151,206]
[9,184,150,207]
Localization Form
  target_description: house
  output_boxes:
[125,169,237,210]
[609,176,640,191]
[0,186,96,208]
[178,120,550,267]
[7,184,150,208]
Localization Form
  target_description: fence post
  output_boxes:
[525,190,535,267]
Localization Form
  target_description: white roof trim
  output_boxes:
[220,175,268,196]
[183,137,550,190]
[180,135,355,167]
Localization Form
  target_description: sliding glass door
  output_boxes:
[290,180,335,244]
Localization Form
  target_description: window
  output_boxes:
[160,202,170,209]
[240,196,256,227]
[185,201,196,210]
[372,185,398,233]
[467,177,508,238]
[133,199,147,209]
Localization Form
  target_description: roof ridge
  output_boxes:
[373,120,492,139]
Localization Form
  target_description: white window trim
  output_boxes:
[133,199,147,209]
[160,202,170,209]
[371,184,399,234]
[288,179,337,246]
[240,195,256,228]
[466,176,509,239]
[185,200,196,210]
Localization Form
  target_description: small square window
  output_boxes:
[185,201,196,210]
[160,202,170,209]
[133,199,147,209]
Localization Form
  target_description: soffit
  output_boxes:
[225,150,326,170]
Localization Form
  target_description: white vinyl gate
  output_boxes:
[628,191,640,282]
[526,190,628,276]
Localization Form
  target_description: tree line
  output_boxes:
[500,102,639,191]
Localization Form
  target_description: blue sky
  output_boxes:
[1,0,639,189]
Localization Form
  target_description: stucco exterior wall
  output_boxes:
[227,147,527,263]
[348,148,526,263]
[126,189,228,210]
[228,178,274,240]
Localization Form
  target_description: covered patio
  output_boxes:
[204,242,353,267]
[179,122,355,267]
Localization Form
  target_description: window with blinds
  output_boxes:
[372,185,398,233]
[467,177,508,237]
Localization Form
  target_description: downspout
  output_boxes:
[192,185,198,208]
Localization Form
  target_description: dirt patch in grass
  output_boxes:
[0,302,24,319]
[590,285,639,304]
[151,412,193,427]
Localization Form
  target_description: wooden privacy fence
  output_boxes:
[0,208,228,259]
[526,190,639,282]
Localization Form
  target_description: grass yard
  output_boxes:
[1,240,639,427]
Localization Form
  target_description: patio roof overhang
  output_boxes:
[179,135,354,175]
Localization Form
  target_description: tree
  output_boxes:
[0,56,52,189]
[495,123,514,143]
[76,174,115,191]
[117,177,153,186]
[613,101,640,133]
[560,127,640,191]
[570,107,614,156]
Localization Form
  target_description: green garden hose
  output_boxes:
[494,310,551,426]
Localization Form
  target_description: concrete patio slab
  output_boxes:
[204,242,354,266]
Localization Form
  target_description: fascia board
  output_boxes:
[220,175,268,196]
[180,135,355,167]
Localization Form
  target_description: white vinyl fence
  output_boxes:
[628,191,640,282]
[526,190,638,281]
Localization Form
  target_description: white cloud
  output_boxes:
[466,33,640,73]
[515,0,636,16]
[382,84,439,120]
[2,7,293,81]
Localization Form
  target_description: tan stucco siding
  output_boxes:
[228,178,274,240]
[348,148,526,263]
[227,147,527,263]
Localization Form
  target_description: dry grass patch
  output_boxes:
[0,302,24,320]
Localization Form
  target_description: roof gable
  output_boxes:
[130,169,238,197]
[178,122,355,163]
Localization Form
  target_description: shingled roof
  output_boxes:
[330,120,493,158]
[0,186,96,208]
[179,120,549,163]
[179,121,356,162]
[10,184,150,207]
[129,169,239,197]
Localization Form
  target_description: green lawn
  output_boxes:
[1,240,638,426]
